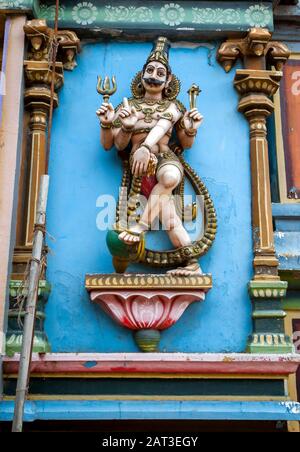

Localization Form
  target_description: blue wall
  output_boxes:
[45,41,253,352]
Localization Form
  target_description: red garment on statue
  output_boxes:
[140,175,157,199]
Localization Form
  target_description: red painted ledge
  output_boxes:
[3,353,300,376]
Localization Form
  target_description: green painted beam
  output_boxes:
[0,1,274,32]
[38,1,274,31]
[0,1,39,15]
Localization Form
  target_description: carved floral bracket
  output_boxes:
[217,28,290,73]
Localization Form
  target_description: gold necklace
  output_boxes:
[131,98,171,123]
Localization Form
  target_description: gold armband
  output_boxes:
[178,118,186,130]
[101,123,113,129]
[185,128,197,137]
[160,112,173,121]
[141,143,152,153]
[121,125,135,133]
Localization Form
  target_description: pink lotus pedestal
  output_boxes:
[86,273,212,352]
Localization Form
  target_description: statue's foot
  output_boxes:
[118,226,145,245]
[167,261,203,277]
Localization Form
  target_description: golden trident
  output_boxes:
[96,75,117,103]
[188,83,201,110]
[186,83,201,221]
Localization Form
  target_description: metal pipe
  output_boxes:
[11,0,60,431]
[45,0,60,174]
[12,175,49,432]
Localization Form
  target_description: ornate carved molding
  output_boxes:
[57,30,81,70]
[217,28,290,72]
[234,69,282,97]
[24,19,80,70]
[24,19,53,62]
[6,280,51,357]
[266,40,292,71]
[86,273,212,290]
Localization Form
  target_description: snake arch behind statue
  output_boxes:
[97,37,217,276]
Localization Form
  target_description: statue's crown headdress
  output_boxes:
[146,36,171,72]
[132,36,180,100]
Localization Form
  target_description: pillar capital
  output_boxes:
[234,69,282,122]
[234,69,282,98]
[217,28,290,72]
[24,19,80,69]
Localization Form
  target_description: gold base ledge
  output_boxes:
[85,273,213,291]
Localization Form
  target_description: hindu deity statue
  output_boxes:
[96,37,217,276]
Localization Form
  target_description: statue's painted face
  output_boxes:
[142,61,171,95]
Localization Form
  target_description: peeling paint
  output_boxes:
[176,28,195,31]
[280,401,300,414]
[172,41,215,50]
[222,356,234,362]
[83,361,98,368]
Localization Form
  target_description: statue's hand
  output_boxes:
[96,102,115,126]
[132,146,151,177]
[183,108,204,130]
[119,97,138,130]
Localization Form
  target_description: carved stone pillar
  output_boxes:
[23,82,60,249]
[235,70,281,277]
[13,19,80,277]
[8,20,79,355]
[218,29,294,353]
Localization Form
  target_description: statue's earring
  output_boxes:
[164,84,172,97]
[131,71,146,98]
[138,75,143,89]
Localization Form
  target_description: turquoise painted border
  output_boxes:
[0,1,274,31]
[39,1,274,31]
[0,0,39,15]
[0,400,300,421]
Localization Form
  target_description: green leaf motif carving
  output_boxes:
[104,6,153,23]
[192,8,242,25]
[39,4,65,19]
[0,1,273,31]
[0,0,25,7]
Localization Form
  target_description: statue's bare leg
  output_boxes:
[160,196,190,247]
[160,195,202,276]
[119,164,202,276]
[119,165,180,244]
